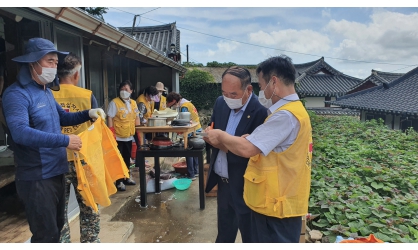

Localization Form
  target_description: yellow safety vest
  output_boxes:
[181,101,202,130]
[243,101,313,218]
[112,97,139,138]
[52,84,92,161]
[74,117,130,212]
[136,94,154,120]
[159,95,167,110]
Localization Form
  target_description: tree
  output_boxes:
[182,62,204,68]
[79,7,108,21]
[180,69,215,89]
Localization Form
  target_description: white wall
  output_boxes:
[304,97,326,108]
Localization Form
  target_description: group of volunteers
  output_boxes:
[1,37,312,244]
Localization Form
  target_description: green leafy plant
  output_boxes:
[309,114,418,243]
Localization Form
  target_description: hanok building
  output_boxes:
[119,22,181,64]
[329,66,418,132]
[0,7,186,235]
[294,57,362,109]
[347,69,404,95]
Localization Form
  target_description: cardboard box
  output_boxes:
[203,163,217,196]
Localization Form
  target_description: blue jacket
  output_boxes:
[2,64,91,181]
[205,93,267,214]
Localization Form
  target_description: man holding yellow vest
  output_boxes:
[107,80,141,191]
[52,53,101,243]
[204,55,312,243]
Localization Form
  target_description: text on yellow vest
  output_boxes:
[52,84,92,161]
[136,94,154,120]
[243,101,313,218]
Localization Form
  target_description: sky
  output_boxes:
[19,1,418,80]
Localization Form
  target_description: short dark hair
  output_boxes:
[221,66,251,90]
[119,80,133,91]
[57,53,82,78]
[166,92,182,103]
[256,55,296,86]
[143,86,158,96]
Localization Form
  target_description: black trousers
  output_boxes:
[251,210,302,243]
[215,175,254,243]
[116,140,132,184]
[15,174,66,243]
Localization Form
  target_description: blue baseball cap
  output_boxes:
[12,37,69,63]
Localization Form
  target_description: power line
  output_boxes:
[108,9,418,68]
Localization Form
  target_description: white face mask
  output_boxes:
[34,62,57,85]
[258,80,274,108]
[223,89,247,110]
[120,90,131,99]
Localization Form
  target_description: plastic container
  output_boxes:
[173,179,192,191]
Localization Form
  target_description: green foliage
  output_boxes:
[79,7,108,20]
[182,62,204,67]
[309,115,418,243]
[206,61,237,67]
[180,69,215,87]
[179,69,217,110]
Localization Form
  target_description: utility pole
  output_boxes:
[131,15,140,36]
[186,45,189,63]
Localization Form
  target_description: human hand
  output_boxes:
[67,134,82,151]
[203,129,222,147]
[241,134,250,138]
[89,108,106,120]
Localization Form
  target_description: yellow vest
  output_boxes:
[74,117,130,212]
[136,94,154,120]
[52,84,92,161]
[243,101,312,218]
[159,95,167,110]
[112,97,139,138]
[181,101,202,130]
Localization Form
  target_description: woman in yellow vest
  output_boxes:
[166,92,202,180]
[136,85,159,142]
[203,55,312,243]
[154,81,167,111]
[52,53,101,243]
[107,80,141,192]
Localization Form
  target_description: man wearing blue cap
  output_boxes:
[1,37,106,243]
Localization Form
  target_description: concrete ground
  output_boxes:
[0,157,243,243]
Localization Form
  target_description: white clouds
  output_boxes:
[326,11,418,62]
[322,8,331,18]
[203,41,240,58]
[248,29,331,54]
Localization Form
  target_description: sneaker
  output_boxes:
[124,178,136,185]
[195,174,199,177]
[117,182,126,191]
[188,177,197,181]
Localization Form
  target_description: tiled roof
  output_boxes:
[307,107,360,116]
[118,22,179,55]
[329,66,418,116]
[295,57,362,97]
[348,70,404,92]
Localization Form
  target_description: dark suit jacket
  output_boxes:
[205,93,267,214]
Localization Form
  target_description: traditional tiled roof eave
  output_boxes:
[330,66,418,116]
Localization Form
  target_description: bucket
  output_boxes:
[131,141,137,159]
